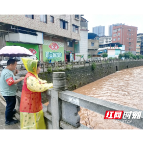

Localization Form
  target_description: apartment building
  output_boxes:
[108,23,123,37]
[0,15,81,62]
[136,33,143,55]
[112,24,137,54]
[99,36,112,44]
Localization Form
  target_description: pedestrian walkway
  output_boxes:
[0,101,20,129]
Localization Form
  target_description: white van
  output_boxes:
[0,55,37,69]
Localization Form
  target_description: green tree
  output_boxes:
[102,53,108,58]
[124,52,132,59]
[132,55,137,60]
[118,54,123,59]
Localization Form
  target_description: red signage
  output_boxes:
[29,48,37,55]
[49,43,59,51]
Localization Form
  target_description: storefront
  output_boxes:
[43,40,64,62]
[6,42,39,60]
[65,51,75,62]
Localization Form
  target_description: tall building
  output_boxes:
[92,26,105,37]
[109,23,124,37]
[112,24,137,54]
[75,16,88,61]
[137,33,143,55]
[109,25,113,37]
[0,15,81,62]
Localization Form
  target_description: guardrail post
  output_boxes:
[46,72,66,129]
[72,60,73,69]
[43,63,45,72]
[78,60,80,66]
[84,60,86,67]
[63,61,66,70]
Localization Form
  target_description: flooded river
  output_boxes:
[74,66,143,129]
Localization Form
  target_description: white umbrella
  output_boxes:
[0,46,34,57]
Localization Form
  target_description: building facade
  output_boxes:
[112,24,137,54]
[88,33,99,56]
[0,15,81,62]
[98,43,124,58]
[75,17,88,61]
[92,26,105,37]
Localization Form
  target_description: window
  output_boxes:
[113,39,116,41]
[91,42,94,46]
[50,16,54,23]
[75,15,79,19]
[113,29,117,32]
[129,38,131,41]
[72,25,79,33]
[129,33,131,36]
[25,15,34,19]
[113,34,116,37]
[60,20,68,30]
[128,29,131,31]
[118,33,120,36]
[67,41,73,47]
[118,28,120,31]
[40,15,47,23]
[118,38,120,40]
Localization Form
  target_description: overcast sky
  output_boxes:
[83,14,143,36]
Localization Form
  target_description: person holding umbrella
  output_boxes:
[20,58,53,129]
[0,59,25,125]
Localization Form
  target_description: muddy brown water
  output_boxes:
[74,66,143,129]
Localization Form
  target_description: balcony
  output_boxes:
[80,22,88,30]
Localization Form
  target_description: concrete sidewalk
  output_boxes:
[0,99,20,129]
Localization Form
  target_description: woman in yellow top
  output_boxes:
[20,58,53,129]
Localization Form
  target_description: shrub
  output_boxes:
[47,67,52,73]
[66,64,72,70]
[91,62,96,71]
[108,57,113,60]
